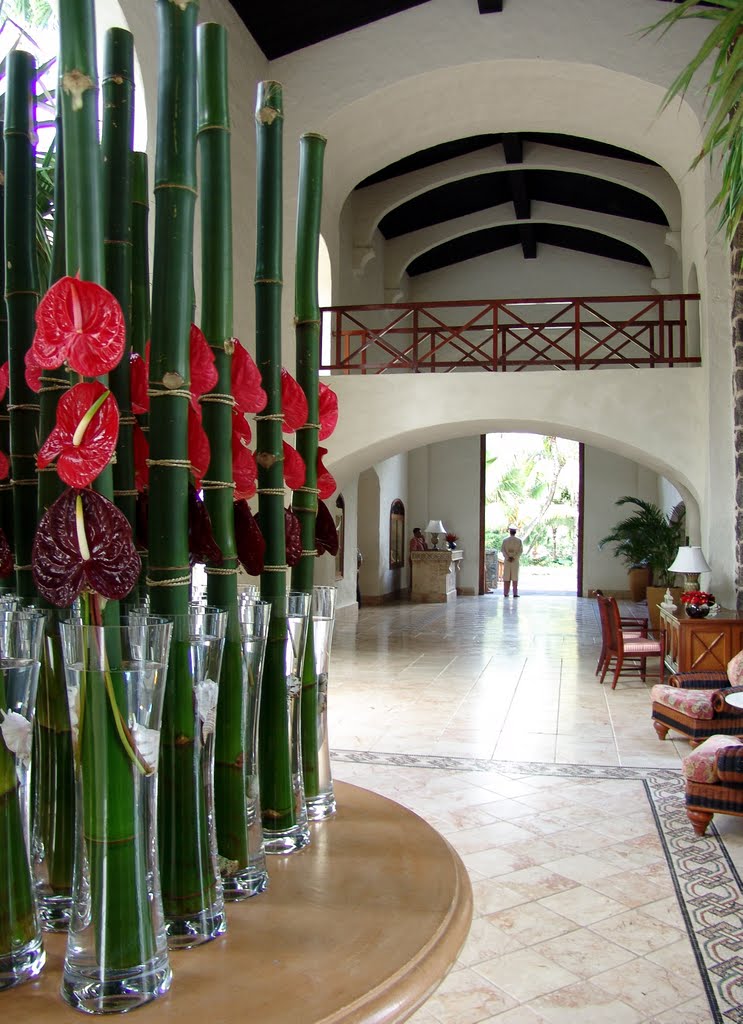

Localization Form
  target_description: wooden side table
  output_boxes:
[659,605,743,674]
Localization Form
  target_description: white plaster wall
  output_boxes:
[357,455,409,600]
[422,438,481,596]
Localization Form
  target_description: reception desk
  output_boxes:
[411,549,463,603]
[659,605,743,675]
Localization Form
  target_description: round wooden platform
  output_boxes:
[7,781,473,1023]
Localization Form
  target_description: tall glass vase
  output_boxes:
[59,615,174,1014]
[261,591,311,856]
[0,609,46,990]
[303,586,337,820]
[217,599,271,899]
[32,609,75,932]
[159,606,227,948]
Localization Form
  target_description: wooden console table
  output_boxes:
[411,549,463,603]
[659,605,743,674]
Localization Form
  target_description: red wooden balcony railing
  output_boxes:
[319,294,702,374]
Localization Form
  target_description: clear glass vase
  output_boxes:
[0,609,46,990]
[158,606,227,948]
[59,614,173,1013]
[217,599,271,899]
[260,591,311,855]
[303,586,337,820]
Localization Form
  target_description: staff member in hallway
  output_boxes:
[501,526,523,598]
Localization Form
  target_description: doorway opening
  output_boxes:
[482,433,582,596]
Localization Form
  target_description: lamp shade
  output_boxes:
[425,520,446,536]
[668,546,711,575]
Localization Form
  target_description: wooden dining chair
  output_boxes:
[599,595,665,689]
[594,592,648,677]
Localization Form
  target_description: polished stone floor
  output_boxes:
[328,593,743,1024]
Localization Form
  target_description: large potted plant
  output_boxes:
[599,497,685,624]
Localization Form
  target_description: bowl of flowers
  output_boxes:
[680,590,715,618]
[445,532,458,550]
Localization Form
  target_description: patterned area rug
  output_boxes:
[332,749,743,1023]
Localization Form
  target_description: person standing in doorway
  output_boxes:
[501,526,523,598]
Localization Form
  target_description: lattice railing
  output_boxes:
[320,294,701,374]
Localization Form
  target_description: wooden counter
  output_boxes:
[411,549,463,603]
[4,781,472,1024]
[659,605,743,674]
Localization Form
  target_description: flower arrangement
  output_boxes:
[446,533,458,544]
[680,590,715,607]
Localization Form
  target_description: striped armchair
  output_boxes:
[651,650,743,746]
[682,734,743,835]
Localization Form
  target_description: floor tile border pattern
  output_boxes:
[332,749,743,1023]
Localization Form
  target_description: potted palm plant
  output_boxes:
[599,496,685,624]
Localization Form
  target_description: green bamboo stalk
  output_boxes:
[0,118,11,594]
[291,133,326,799]
[131,153,150,360]
[254,80,296,832]
[196,22,246,868]
[150,0,215,924]
[58,0,147,969]
[5,51,40,602]
[102,28,136,536]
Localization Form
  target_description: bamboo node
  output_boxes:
[205,566,238,576]
[162,371,186,390]
[262,565,290,572]
[294,317,321,327]
[11,479,38,486]
[62,69,95,112]
[147,387,191,401]
[257,488,286,496]
[8,404,40,412]
[255,452,281,469]
[170,0,197,11]
[14,564,32,572]
[146,575,191,589]
[118,415,137,426]
[296,422,320,430]
[146,458,192,470]
[300,549,318,557]
[200,393,235,407]
[255,413,284,422]
[201,480,235,490]
[113,489,139,497]
[295,486,320,494]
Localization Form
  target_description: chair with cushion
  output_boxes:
[651,650,743,746]
[682,733,743,835]
[599,595,665,689]
[594,592,648,677]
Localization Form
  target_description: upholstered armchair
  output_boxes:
[651,650,743,746]
[682,733,743,835]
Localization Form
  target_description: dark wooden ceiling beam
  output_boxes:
[519,224,537,260]
[477,0,503,11]
[502,133,522,164]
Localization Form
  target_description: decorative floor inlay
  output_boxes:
[333,749,743,1023]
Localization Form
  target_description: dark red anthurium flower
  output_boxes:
[25,347,41,393]
[37,381,119,488]
[32,276,125,377]
[317,446,336,500]
[0,526,13,577]
[188,484,222,567]
[285,507,302,568]
[234,499,266,576]
[130,352,149,414]
[232,412,256,500]
[32,487,141,606]
[318,382,338,441]
[188,404,210,489]
[281,368,308,433]
[283,441,306,491]
[315,498,339,557]
[0,362,8,404]
[133,422,149,492]
[231,340,266,414]
[190,324,218,402]
[0,450,8,482]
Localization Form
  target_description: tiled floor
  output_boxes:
[327,594,743,1024]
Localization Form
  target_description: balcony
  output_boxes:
[320,294,701,375]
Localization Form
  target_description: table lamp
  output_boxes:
[668,545,711,591]
[425,520,447,550]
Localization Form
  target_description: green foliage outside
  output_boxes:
[484,434,579,567]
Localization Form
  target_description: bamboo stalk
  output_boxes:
[5,51,40,602]
[291,133,326,798]
[196,22,246,868]
[102,28,136,535]
[150,0,216,924]
[0,119,11,594]
[254,80,297,832]
[131,153,150,360]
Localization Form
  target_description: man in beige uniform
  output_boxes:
[501,527,523,598]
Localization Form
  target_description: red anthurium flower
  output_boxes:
[0,362,8,404]
[285,507,302,568]
[234,499,266,576]
[283,441,306,491]
[25,347,42,393]
[0,450,8,482]
[188,484,222,567]
[281,368,308,433]
[232,412,257,500]
[190,324,218,402]
[0,526,13,578]
[188,404,211,489]
[318,382,338,441]
[32,487,141,606]
[32,276,125,376]
[315,498,339,557]
[37,381,119,488]
[317,446,336,499]
[130,352,149,414]
[133,422,149,492]
[231,340,266,414]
